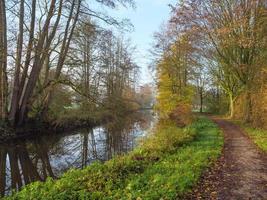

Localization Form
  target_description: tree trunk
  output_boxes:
[18,0,36,107]
[229,93,234,118]
[244,89,252,123]
[9,0,25,125]
[17,0,57,125]
[40,0,81,120]
[199,87,203,113]
[0,0,8,120]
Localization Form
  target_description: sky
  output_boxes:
[108,0,177,85]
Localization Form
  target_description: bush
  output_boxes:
[168,104,193,127]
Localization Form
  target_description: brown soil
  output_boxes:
[186,118,267,200]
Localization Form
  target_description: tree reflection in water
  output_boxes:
[0,111,154,197]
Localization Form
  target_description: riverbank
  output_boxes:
[0,117,101,142]
[0,110,148,142]
[4,117,223,199]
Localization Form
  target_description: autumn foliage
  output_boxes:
[154,34,195,126]
[156,0,267,128]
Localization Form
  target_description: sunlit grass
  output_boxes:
[246,128,267,152]
[241,125,267,152]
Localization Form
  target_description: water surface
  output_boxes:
[0,111,154,196]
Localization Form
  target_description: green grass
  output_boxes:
[234,122,267,152]
[5,117,223,200]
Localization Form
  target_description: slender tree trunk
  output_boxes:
[18,0,36,106]
[199,87,203,113]
[244,88,252,123]
[9,0,25,125]
[0,0,8,120]
[229,93,234,118]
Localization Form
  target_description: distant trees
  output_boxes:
[0,0,137,127]
[194,65,210,113]
[69,26,139,111]
[137,84,154,108]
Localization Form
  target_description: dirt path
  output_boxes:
[186,118,267,200]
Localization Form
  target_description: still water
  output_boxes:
[0,111,154,197]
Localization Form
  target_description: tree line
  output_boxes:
[0,0,154,128]
[153,0,267,128]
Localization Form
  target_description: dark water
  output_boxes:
[0,111,154,197]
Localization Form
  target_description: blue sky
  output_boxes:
[110,0,177,84]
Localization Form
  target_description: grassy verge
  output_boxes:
[232,121,267,152]
[5,117,223,200]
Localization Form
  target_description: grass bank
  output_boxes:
[5,117,223,200]
[232,121,267,152]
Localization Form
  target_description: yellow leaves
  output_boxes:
[155,32,194,123]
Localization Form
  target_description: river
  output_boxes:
[0,111,155,197]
